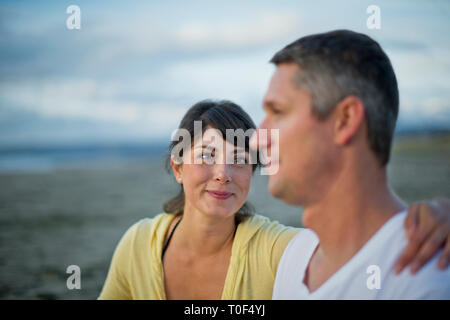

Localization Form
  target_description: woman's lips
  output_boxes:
[207,190,233,200]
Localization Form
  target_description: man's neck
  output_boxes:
[302,161,406,288]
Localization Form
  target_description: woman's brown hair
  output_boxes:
[163,99,260,222]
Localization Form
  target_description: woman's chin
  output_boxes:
[202,205,237,219]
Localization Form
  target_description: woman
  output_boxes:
[99,100,450,299]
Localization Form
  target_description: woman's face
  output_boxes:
[171,128,253,219]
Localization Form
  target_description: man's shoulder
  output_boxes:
[276,228,318,275]
[272,228,318,299]
[380,253,450,299]
[366,211,450,299]
[284,228,318,254]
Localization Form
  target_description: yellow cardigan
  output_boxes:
[98,213,301,299]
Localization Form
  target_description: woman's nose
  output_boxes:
[214,164,232,183]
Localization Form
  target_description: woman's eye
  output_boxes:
[200,152,214,164]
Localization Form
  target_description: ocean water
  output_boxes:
[0,144,168,173]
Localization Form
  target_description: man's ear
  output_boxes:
[170,155,183,184]
[333,95,365,145]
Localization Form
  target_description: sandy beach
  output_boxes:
[0,134,449,299]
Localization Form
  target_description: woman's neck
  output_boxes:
[174,206,237,257]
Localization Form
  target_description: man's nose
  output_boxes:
[249,124,271,152]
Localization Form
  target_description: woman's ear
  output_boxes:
[170,155,183,184]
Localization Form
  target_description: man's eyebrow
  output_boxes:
[263,100,283,111]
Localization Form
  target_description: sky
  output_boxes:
[0,0,449,148]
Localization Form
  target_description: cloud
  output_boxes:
[1,0,449,148]
[0,77,190,146]
[421,97,450,117]
[173,12,301,51]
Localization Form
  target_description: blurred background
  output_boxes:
[0,0,449,299]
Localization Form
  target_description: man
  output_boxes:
[251,30,450,299]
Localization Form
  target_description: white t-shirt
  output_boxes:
[273,210,450,299]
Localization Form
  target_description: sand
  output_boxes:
[0,135,449,299]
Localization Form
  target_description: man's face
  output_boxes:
[255,63,336,206]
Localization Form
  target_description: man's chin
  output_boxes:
[268,177,301,206]
[267,177,284,200]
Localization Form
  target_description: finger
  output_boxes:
[394,241,420,275]
[394,218,433,275]
[409,202,437,246]
[405,204,420,238]
[438,235,450,270]
[409,225,448,274]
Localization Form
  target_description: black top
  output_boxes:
[161,217,182,260]
[161,217,239,261]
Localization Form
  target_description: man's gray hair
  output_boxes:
[270,29,399,166]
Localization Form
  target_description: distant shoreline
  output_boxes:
[0,130,448,173]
